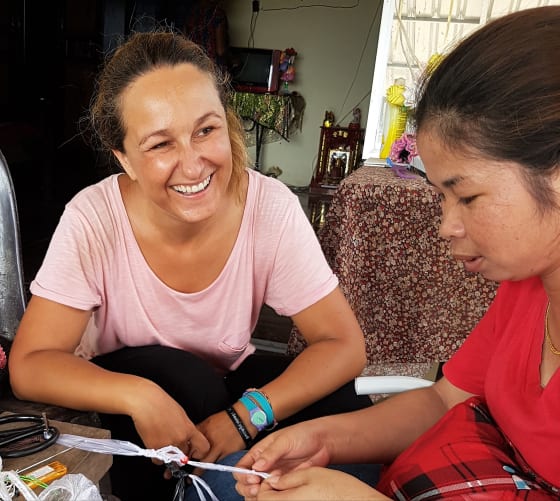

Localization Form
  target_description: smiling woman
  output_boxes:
[112,63,236,230]
[7,30,371,500]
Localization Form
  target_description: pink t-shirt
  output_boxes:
[31,169,338,372]
[444,277,560,488]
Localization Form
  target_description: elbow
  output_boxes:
[356,347,368,375]
[9,376,28,401]
[346,333,368,376]
[8,353,35,401]
[10,384,27,401]
[8,365,26,400]
[355,327,369,367]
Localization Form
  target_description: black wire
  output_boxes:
[336,1,382,126]
[336,89,372,126]
[248,11,259,48]
[0,414,60,458]
[262,1,360,11]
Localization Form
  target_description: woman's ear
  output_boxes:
[112,149,136,181]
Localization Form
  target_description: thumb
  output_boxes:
[189,429,210,459]
[249,437,293,472]
[264,469,308,491]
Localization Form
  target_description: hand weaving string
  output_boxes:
[56,434,269,501]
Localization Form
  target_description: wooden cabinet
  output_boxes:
[309,126,364,195]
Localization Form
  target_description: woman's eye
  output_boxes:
[459,195,477,205]
[199,126,215,136]
[151,141,170,150]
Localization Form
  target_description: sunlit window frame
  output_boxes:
[363,0,560,161]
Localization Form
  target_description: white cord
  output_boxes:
[187,459,269,480]
[189,475,220,501]
[56,434,270,501]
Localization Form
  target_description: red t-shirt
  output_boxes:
[444,277,559,487]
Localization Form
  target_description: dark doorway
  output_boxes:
[0,0,110,284]
[0,0,220,285]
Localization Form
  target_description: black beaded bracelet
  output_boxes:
[225,407,253,449]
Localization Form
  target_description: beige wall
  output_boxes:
[224,1,382,187]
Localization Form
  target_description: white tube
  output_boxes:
[354,376,434,395]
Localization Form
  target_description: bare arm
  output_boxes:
[317,377,474,464]
[11,296,141,412]
[236,287,366,426]
[198,287,367,461]
[239,377,473,471]
[9,296,210,454]
[235,377,473,498]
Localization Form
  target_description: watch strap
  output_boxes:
[239,395,268,432]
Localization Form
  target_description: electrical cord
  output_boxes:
[0,413,59,458]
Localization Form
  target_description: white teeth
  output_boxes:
[173,175,211,194]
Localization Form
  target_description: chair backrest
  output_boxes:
[0,148,26,341]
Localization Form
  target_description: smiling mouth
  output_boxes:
[172,174,211,195]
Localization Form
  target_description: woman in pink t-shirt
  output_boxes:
[8,32,371,499]
[234,7,560,501]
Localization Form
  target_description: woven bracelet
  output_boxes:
[225,407,253,449]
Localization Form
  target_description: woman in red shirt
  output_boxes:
[233,6,560,500]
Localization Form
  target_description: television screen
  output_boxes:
[229,47,280,94]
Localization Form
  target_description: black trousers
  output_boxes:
[93,346,372,501]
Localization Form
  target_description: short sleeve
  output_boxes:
[30,206,104,311]
[443,293,499,395]
[258,191,338,317]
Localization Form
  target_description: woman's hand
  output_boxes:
[233,422,330,497]
[128,380,210,461]
[196,410,247,463]
[238,467,389,501]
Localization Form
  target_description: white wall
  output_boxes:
[224,1,382,187]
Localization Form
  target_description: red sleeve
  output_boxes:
[443,287,500,395]
[443,277,544,395]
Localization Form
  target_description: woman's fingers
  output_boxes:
[186,428,210,459]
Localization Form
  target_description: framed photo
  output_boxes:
[325,149,350,184]
[310,125,364,195]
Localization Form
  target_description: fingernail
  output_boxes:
[266,475,279,484]
[249,486,259,496]
[253,459,265,470]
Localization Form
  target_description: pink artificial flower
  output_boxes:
[389,133,418,164]
[279,49,297,84]
[281,65,295,82]
[0,345,6,370]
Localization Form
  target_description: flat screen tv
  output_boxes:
[228,47,281,94]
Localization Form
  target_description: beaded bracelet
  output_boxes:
[225,407,253,449]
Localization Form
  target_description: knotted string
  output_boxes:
[169,462,220,501]
[189,475,219,501]
[56,434,269,501]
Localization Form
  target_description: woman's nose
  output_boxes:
[438,204,466,240]
[177,143,204,177]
